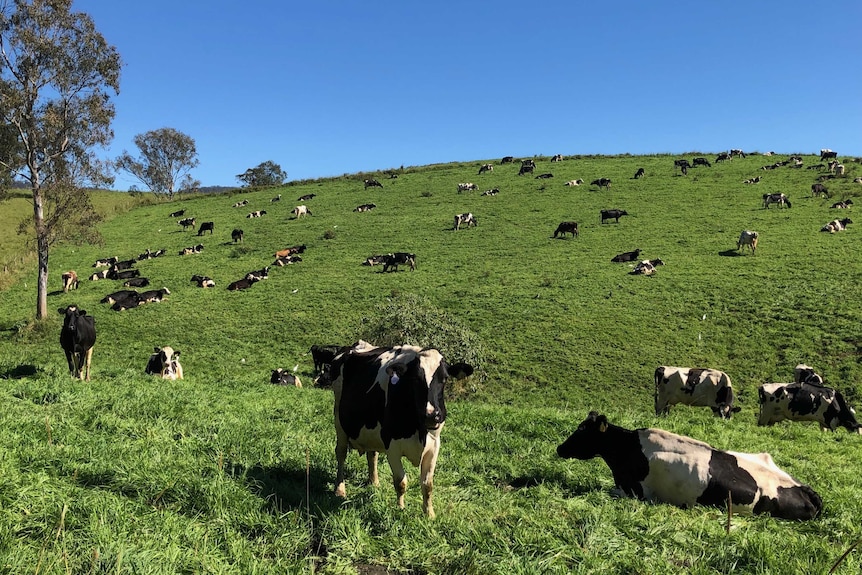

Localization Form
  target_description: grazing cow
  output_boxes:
[92,256,118,268]
[275,244,307,258]
[827,160,840,174]
[758,382,861,433]
[232,199,249,208]
[831,199,853,209]
[271,368,301,387]
[363,254,389,267]
[108,268,140,281]
[231,228,244,243]
[273,255,302,266]
[565,179,584,186]
[763,193,791,209]
[354,203,377,212]
[535,173,554,179]
[292,205,311,218]
[591,178,612,189]
[821,218,852,233]
[811,183,829,198]
[457,183,478,192]
[478,163,494,175]
[197,221,214,236]
[521,159,536,168]
[364,178,383,189]
[500,156,514,164]
[227,276,259,291]
[61,271,79,293]
[271,194,282,202]
[481,188,499,196]
[600,209,628,223]
[655,366,740,419]
[331,340,473,517]
[632,167,645,179]
[674,159,691,172]
[190,274,215,288]
[730,148,746,158]
[58,305,96,381]
[88,269,109,281]
[551,154,563,162]
[310,344,344,374]
[178,217,196,230]
[139,287,170,303]
[383,252,416,272]
[715,152,731,162]
[517,165,535,176]
[742,176,762,184]
[298,193,315,201]
[692,157,711,167]
[100,290,138,304]
[553,221,579,238]
[145,346,184,380]
[631,259,664,275]
[180,244,204,255]
[557,411,822,520]
[246,210,267,218]
[245,266,269,281]
[123,277,150,288]
[453,213,478,230]
[737,230,758,253]
[611,248,642,263]
[820,149,838,161]
[169,209,185,218]
[793,364,824,386]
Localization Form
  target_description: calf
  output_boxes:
[600,209,628,223]
[553,221,579,238]
[139,287,170,303]
[298,193,316,201]
[632,167,645,179]
[737,230,758,253]
[227,276,259,291]
[481,188,499,196]
[58,305,96,381]
[292,205,311,218]
[565,179,584,186]
[123,277,150,288]
[197,221,214,236]
[383,252,416,272]
[762,193,791,209]
[631,259,664,275]
[611,248,642,263]
[190,274,215,288]
[453,213,477,230]
[231,228,244,243]
[364,178,383,189]
[178,217,196,230]
[180,244,204,255]
[758,382,861,433]
[61,270,79,292]
[232,199,249,208]
[273,255,302,266]
[274,245,307,258]
[246,210,267,218]
[478,163,494,175]
[793,364,823,386]
[169,209,185,218]
[591,178,612,189]
[245,266,269,281]
[145,346,184,380]
[821,218,852,233]
[655,366,740,419]
[557,411,822,520]
[271,368,302,387]
[354,203,376,212]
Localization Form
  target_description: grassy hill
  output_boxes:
[1,153,861,574]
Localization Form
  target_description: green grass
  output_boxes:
[1,153,862,573]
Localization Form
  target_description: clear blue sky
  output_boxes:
[74,0,862,189]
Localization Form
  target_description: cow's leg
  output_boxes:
[334,433,349,498]
[83,347,94,381]
[366,451,379,487]
[420,443,441,519]
[64,350,75,377]
[387,454,408,510]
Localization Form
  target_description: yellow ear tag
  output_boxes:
[599,422,608,432]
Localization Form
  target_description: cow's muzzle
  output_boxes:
[425,403,444,429]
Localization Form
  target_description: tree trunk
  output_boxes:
[33,188,48,320]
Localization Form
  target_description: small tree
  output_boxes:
[115,127,199,199]
[0,0,121,319]
[236,160,287,187]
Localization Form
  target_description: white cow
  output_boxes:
[737,230,758,253]
[292,205,311,218]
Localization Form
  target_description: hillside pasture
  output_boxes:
[1,153,861,573]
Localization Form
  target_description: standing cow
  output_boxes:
[737,230,758,253]
[655,366,740,419]
[758,382,862,433]
[557,412,822,520]
[58,305,96,381]
[330,341,473,517]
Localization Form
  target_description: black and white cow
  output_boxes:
[481,188,500,196]
[245,266,269,281]
[110,259,136,272]
[89,269,109,281]
[830,199,853,209]
[692,157,711,167]
[737,230,758,253]
[535,173,554,179]
[716,152,732,162]
[231,228,244,243]
[383,252,416,272]
[478,163,494,175]
[811,183,829,198]
[655,366,740,419]
[271,194,282,202]
[197,221,214,236]
[292,205,311,218]
[190,274,215,288]
[600,209,628,223]
[139,287,170,303]
[453,213,477,230]
[273,255,302,266]
[820,149,838,161]
[180,244,204,255]
[227,276,259,291]
[457,183,478,192]
[557,411,822,520]
[611,249,642,263]
[362,254,389,267]
[110,293,143,311]
[123,277,150,288]
[730,149,746,159]
[517,165,535,176]
[364,178,383,189]
[632,168,645,179]
[178,217,196,230]
[310,344,345,374]
[821,218,852,233]
[793,364,823,386]
[565,179,584,186]
[758,382,862,433]
[232,199,249,208]
[145,346,183,380]
[108,268,140,281]
[630,259,665,275]
[246,210,267,218]
[354,203,377,212]
[331,341,473,517]
[763,193,791,209]
[298,193,316,201]
[270,368,301,387]
[58,305,96,381]
[169,209,185,218]
[553,221,579,238]
[591,178,612,189]
[674,159,691,172]
[100,290,138,305]
[92,256,118,268]
[500,156,515,164]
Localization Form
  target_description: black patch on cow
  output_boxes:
[787,384,822,416]
[696,450,758,508]
[336,347,389,443]
[683,368,706,392]
[753,485,822,520]
[382,357,430,447]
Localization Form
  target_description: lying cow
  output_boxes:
[145,346,184,380]
[61,270,79,292]
[190,274,215,288]
[354,203,376,212]
[273,255,302,266]
[123,277,150,288]
[246,210,267,218]
[180,244,204,255]
[737,230,758,253]
[535,173,554,179]
[139,287,170,303]
[758,382,862,433]
[227,276,259,291]
[565,179,584,186]
[591,178,612,189]
[481,188,499,196]
[275,245,306,258]
[271,368,301,387]
[298,193,315,201]
[821,218,852,233]
[331,340,473,517]
[557,411,822,520]
[232,199,249,208]
[630,259,664,275]
[89,269,109,281]
[611,248,641,263]
[830,199,853,209]
[245,266,269,281]
[655,366,740,419]
[108,268,140,281]
[453,213,477,230]
[110,294,143,311]
[100,290,138,305]
[169,209,185,218]
[92,256,118,268]
[553,221,579,238]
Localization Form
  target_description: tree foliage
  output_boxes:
[0,0,121,319]
[115,127,199,199]
[236,160,287,187]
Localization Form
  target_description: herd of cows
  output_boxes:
[51,148,862,521]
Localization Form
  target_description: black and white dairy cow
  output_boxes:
[453,212,477,230]
[59,305,96,381]
[145,346,183,380]
[758,382,862,433]
[557,411,822,520]
[655,366,740,419]
[330,341,473,517]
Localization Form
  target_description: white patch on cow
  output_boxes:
[637,429,713,507]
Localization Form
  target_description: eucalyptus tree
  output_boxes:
[115,127,200,199]
[236,160,287,187]
[0,0,121,319]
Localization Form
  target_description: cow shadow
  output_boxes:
[1,364,38,379]
[718,249,743,257]
[233,462,340,515]
[503,467,596,498]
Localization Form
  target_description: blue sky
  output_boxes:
[74,0,862,189]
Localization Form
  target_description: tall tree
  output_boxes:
[236,160,287,187]
[115,127,199,199]
[0,0,121,319]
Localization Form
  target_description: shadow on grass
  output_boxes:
[503,467,597,497]
[1,364,37,379]
[718,249,744,257]
[238,462,341,515]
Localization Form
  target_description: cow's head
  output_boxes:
[152,346,181,379]
[557,411,610,460]
[58,306,87,329]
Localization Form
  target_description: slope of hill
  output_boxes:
[0,153,860,573]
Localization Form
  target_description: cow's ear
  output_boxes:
[174,351,180,357]
[57,307,65,314]
[153,347,160,353]
[597,415,609,432]
[732,406,742,413]
[79,309,87,316]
